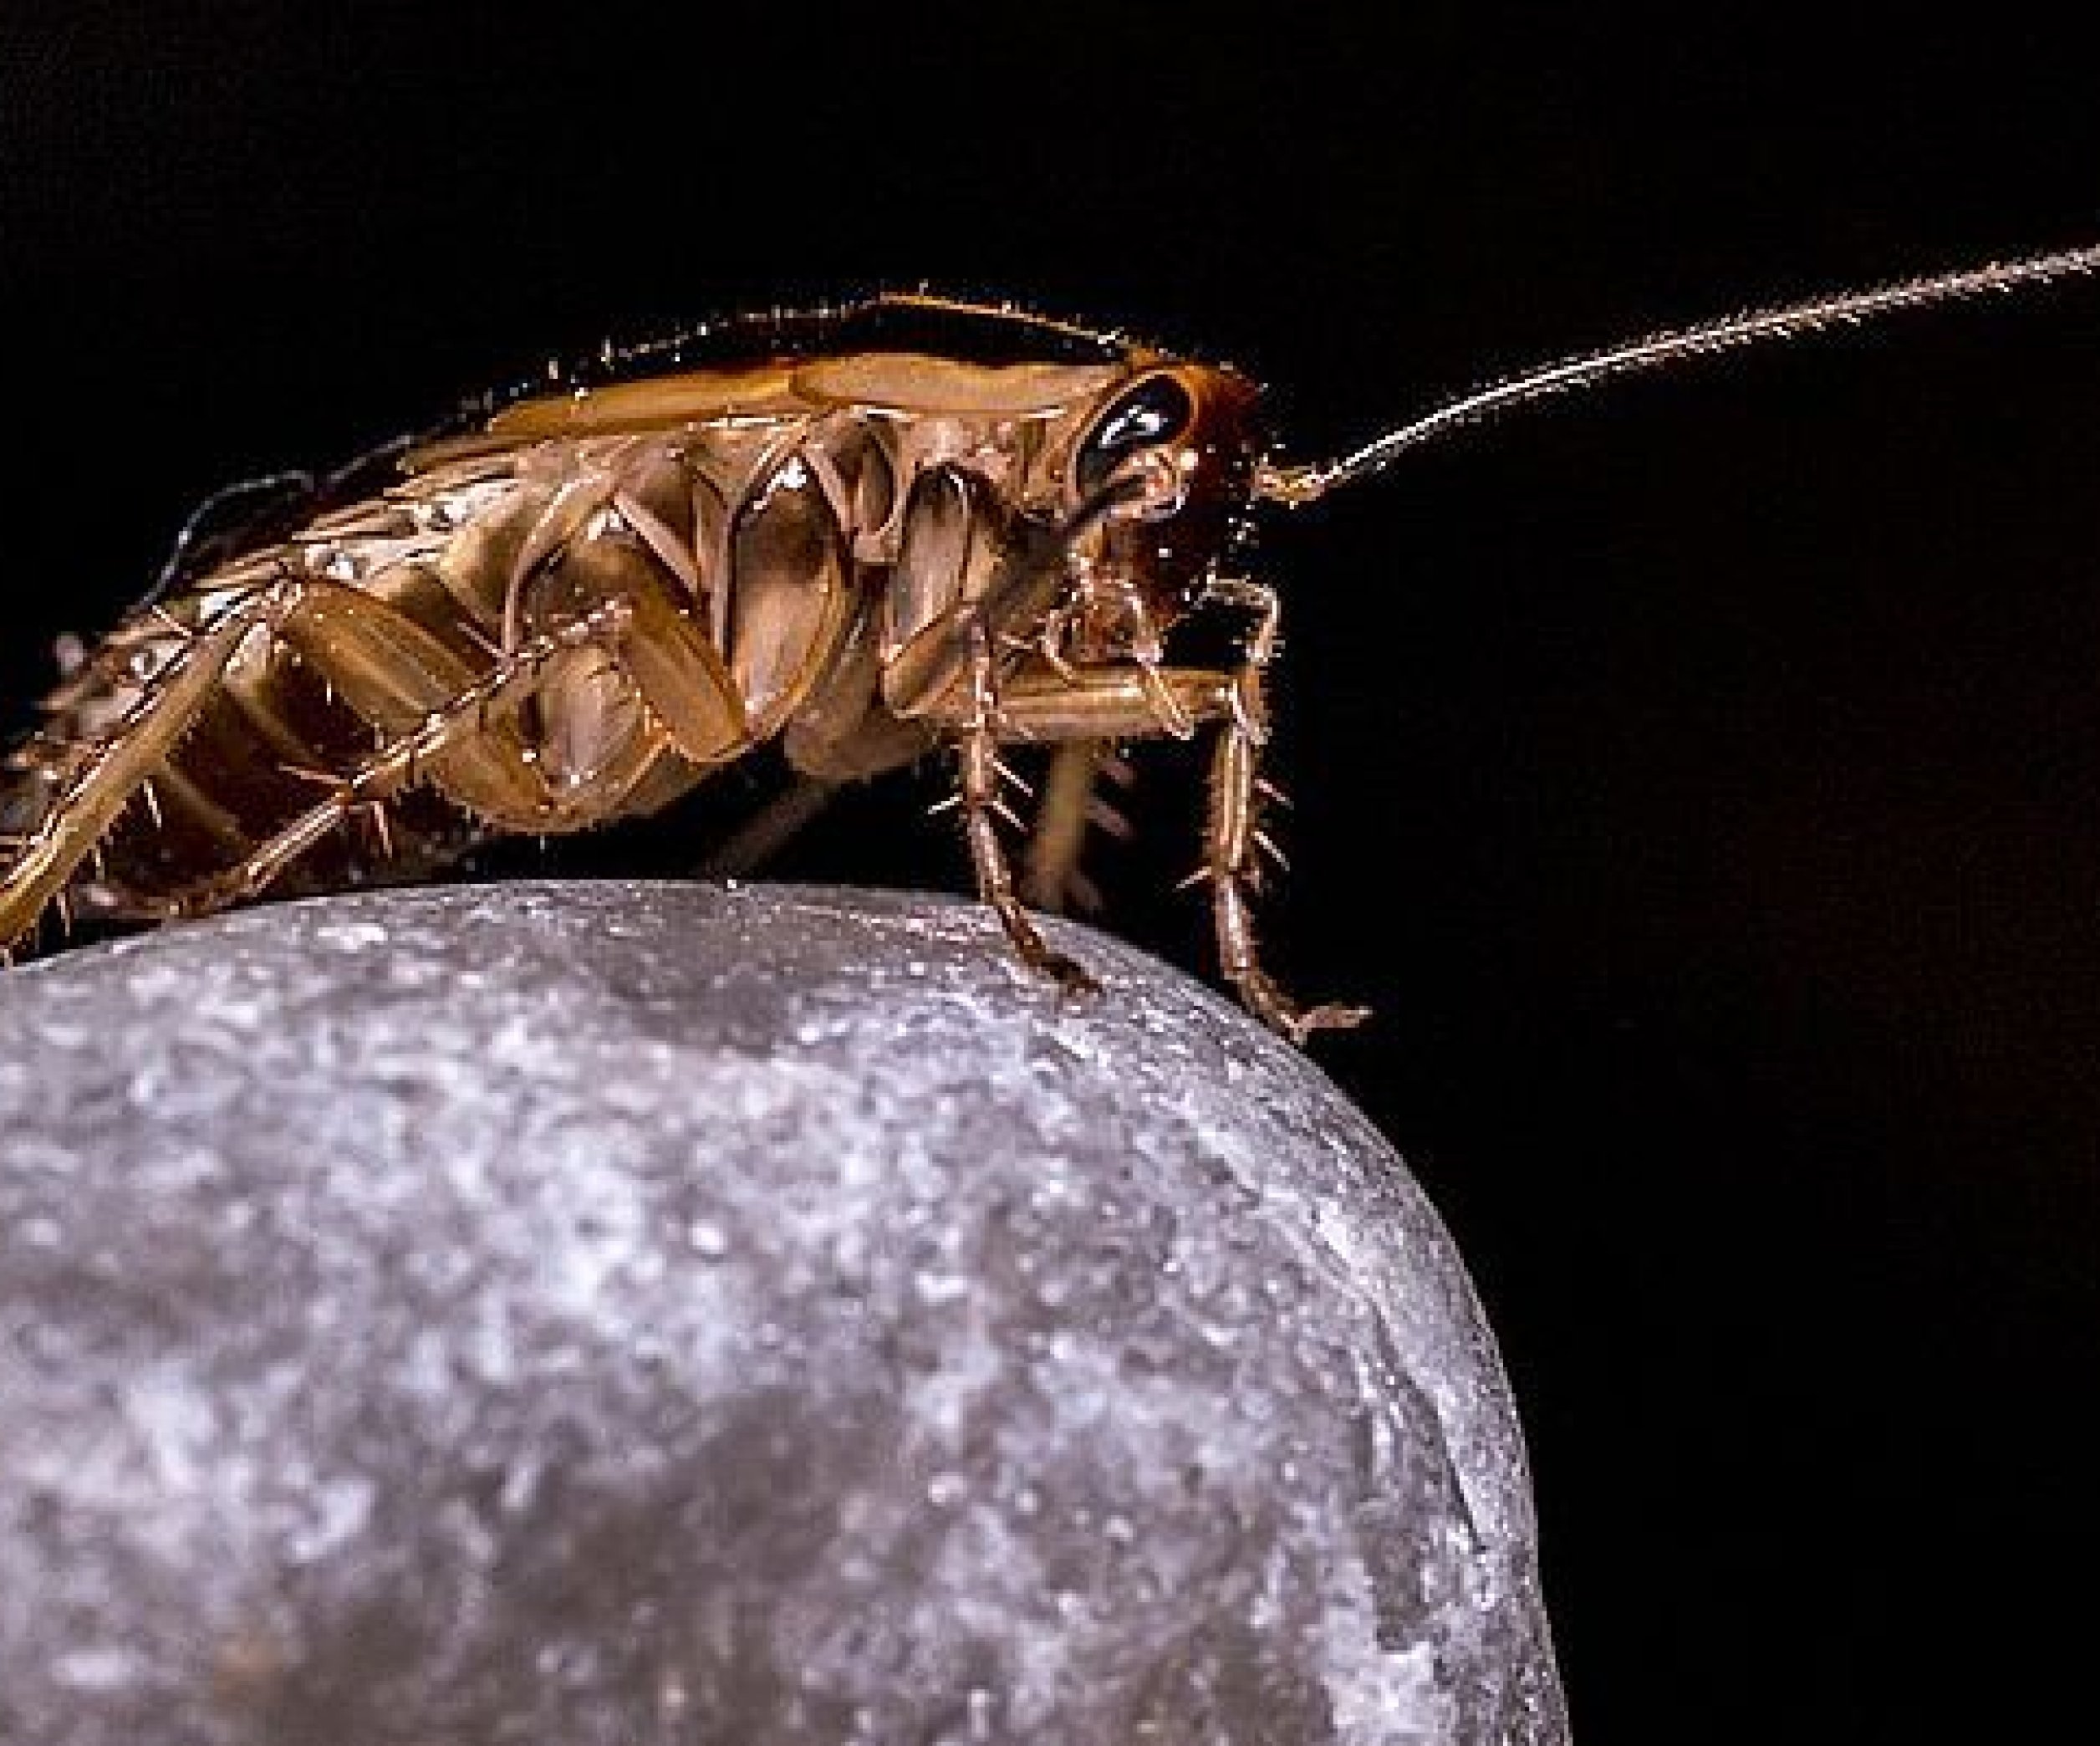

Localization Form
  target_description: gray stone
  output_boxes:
[0,881,1568,1745]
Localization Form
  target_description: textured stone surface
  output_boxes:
[0,881,1567,1745]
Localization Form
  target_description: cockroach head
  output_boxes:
[1063,361,1266,625]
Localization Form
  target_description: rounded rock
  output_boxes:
[0,881,1568,1745]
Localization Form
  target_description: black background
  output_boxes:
[3,6,2096,1742]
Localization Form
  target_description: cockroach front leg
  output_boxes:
[950,621,1098,997]
[986,651,1367,1043]
[1200,577,1369,1041]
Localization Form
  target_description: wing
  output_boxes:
[405,293,1151,467]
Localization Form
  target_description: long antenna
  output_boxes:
[1256,241,2100,505]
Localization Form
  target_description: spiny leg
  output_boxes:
[947,623,1097,996]
[267,578,558,831]
[1,579,312,952]
[1199,578,1367,1042]
[971,656,1363,1042]
[118,549,756,921]
[84,602,635,922]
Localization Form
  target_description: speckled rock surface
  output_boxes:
[0,881,1567,1745]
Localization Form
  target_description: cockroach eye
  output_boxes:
[1075,374,1195,494]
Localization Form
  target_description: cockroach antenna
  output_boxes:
[1254,240,2100,505]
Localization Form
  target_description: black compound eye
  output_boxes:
[1075,374,1195,494]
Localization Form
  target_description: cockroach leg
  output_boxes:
[1200,577,1368,1041]
[263,579,562,830]
[1021,741,1121,916]
[951,629,1098,998]
[0,579,310,949]
[1201,719,1367,1043]
[94,603,636,922]
[949,656,1361,1040]
[592,579,750,768]
[694,777,843,878]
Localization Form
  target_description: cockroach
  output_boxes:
[3,250,2097,1040]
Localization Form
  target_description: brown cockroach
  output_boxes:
[3,252,2097,1040]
